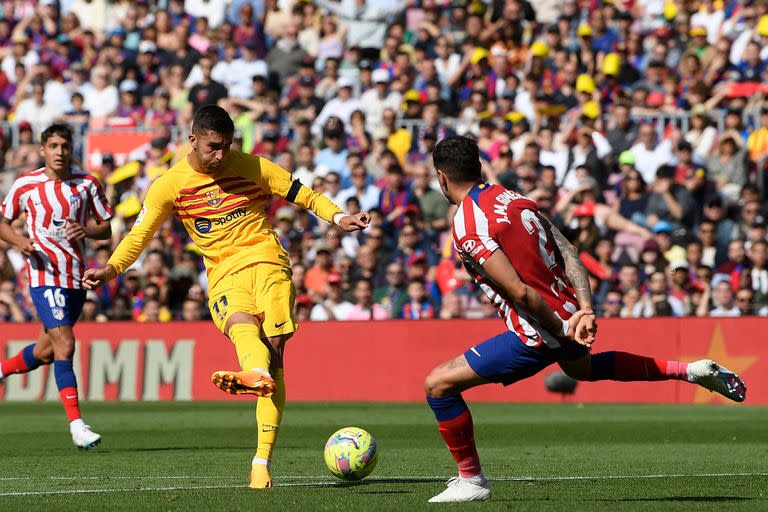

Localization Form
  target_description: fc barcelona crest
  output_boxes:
[205,190,222,206]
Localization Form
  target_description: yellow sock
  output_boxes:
[229,324,271,375]
[255,368,285,462]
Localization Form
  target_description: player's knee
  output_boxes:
[266,333,292,352]
[224,312,261,336]
[34,345,54,364]
[52,343,75,360]
[424,369,453,398]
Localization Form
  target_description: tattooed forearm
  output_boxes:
[546,220,593,309]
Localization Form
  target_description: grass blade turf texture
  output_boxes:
[0,402,765,511]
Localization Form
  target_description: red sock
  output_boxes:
[1,352,30,376]
[1,344,41,376]
[611,352,688,381]
[437,410,482,478]
[59,386,81,422]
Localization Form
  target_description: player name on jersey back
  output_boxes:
[452,182,578,348]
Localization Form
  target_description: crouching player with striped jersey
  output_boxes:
[0,123,112,449]
[424,136,747,503]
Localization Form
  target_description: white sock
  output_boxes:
[463,471,487,485]
[250,368,272,378]
[252,457,271,467]
[69,418,85,432]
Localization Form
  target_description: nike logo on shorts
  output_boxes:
[274,321,287,329]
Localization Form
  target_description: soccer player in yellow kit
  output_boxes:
[82,105,369,488]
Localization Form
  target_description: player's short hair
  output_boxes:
[192,105,235,135]
[40,123,73,145]
[432,136,481,183]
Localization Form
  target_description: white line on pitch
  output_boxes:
[0,472,766,496]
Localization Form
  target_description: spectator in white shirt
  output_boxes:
[360,69,401,133]
[184,0,227,28]
[310,273,353,321]
[709,280,741,317]
[14,80,61,129]
[336,164,381,211]
[312,76,361,137]
[1,35,39,84]
[225,42,269,99]
[629,123,675,183]
[82,65,119,119]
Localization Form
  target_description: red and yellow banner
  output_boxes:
[0,318,763,403]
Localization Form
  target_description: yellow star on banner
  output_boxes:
[683,323,758,404]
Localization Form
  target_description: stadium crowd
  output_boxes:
[0,0,767,323]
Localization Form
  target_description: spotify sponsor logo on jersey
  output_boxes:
[194,207,247,233]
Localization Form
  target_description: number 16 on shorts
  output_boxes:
[30,286,87,330]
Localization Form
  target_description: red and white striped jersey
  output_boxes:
[452,182,578,348]
[2,167,112,289]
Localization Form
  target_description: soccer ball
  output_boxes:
[323,427,378,481]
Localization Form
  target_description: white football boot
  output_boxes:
[687,359,747,402]
[428,476,492,503]
[71,425,102,449]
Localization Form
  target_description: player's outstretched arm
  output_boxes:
[83,179,172,289]
[259,158,370,231]
[481,250,587,343]
[541,216,597,346]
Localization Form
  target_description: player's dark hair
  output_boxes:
[192,105,235,135]
[432,136,482,183]
[40,123,73,145]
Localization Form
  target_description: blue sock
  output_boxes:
[53,360,77,390]
[426,394,469,422]
[22,344,43,371]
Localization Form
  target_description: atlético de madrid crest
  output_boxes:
[205,190,222,206]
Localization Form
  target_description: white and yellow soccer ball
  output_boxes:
[323,427,378,481]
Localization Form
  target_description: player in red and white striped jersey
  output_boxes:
[0,123,112,449]
[423,136,747,503]
[2,157,112,289]
[452,183,580,349]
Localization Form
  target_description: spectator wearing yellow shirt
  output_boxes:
[747,108,768,161]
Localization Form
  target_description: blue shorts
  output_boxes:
[465,331,589,386]
[30,286,86,330]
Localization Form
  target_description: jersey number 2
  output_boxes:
[521,209,569,299]
[521,209,555,269]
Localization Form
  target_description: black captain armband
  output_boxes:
[286,179,303,203]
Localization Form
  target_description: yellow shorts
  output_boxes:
[208,263,297,339]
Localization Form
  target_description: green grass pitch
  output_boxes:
[0,402,766,511]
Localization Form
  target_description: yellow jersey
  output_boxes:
[108,150,343,289]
